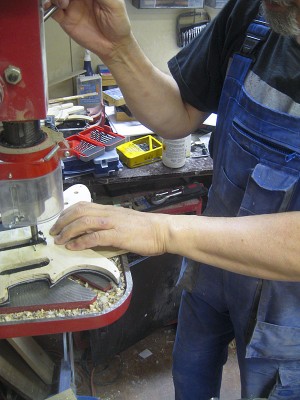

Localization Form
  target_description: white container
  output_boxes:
[185,134,191,157]
[162,138,187,168]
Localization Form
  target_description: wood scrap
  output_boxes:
[0,341,50,400]
[7,337,55,384]
[48,92,98,104]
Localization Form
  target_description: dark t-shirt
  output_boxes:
[168,0,300,115]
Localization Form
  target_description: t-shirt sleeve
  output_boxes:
[168,0,260,113]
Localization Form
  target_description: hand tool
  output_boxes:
[150,182,207,205]
[131,182,208,211]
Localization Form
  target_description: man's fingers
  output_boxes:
[63,230,115,251]
[53,215,113,244]
[50,202,101,235]
[49,0,69,9]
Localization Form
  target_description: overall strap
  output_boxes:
[227,10,271,82]
[240,11,271,58]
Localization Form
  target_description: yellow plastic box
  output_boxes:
[116,135,162,168]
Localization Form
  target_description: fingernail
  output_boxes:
[66,242,75,250]
[54,235,63,244]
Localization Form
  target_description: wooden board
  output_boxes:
[0,340,50,400]
[7,337,55,384]
[103,87,125,106]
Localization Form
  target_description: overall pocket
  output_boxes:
[246,280,300,361]
[238,163,299,216]
[238,159,300,361]
[268,366,300,400]
[211,123,259,216]
[212,117,300,216]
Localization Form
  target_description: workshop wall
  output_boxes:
[45,1,218,99]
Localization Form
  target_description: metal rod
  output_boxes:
[44,5,59,22]
[43,144,60,161]
[30,225,39,243]
[68,332,76,388]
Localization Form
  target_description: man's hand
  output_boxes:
[46,0,132,63]
[50,201,169,256]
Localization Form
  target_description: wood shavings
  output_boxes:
[0,257,126,324]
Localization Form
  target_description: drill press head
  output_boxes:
[0,0,64,229]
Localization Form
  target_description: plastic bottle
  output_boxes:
[83,49,94,76]
[162,138,187,168]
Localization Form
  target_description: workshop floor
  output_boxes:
[75,325,241,400]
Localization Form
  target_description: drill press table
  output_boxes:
[0,257,132,339]
[0,185,132,339]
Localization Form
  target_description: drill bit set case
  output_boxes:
[116,135,163,168]
[65,124,125,161]
[63,125,125,177]
[62,148,122,178]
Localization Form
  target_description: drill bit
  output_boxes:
[44,5,59,22]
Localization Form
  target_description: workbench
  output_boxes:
[64,150,213,186]
[63,153,213,212]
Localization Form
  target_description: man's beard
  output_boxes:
[262,0,300,36]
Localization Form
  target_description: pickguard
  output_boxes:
[0,185,120,304]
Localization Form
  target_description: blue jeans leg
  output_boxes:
[172,289,235,400]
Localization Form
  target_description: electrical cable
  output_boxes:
[90,354,123,396]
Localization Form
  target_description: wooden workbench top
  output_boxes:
[64,155,213,186]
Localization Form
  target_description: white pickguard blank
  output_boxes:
[0,185,120,304]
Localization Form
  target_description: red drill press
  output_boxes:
[0,0,64,237]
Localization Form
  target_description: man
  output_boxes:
[49,0,300,398]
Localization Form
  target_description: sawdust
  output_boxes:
[0,257,126,323]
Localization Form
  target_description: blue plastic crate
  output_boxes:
[77,396,99,400]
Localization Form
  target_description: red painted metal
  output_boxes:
[0,0,47,121]
[0,145,60,180]
[0,294,132,339]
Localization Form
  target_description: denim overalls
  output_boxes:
[172,16,300,400]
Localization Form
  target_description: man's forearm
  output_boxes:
[165,211,300,281]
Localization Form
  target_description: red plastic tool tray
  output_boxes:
[78,125,125,151]
[66,135,105,162]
